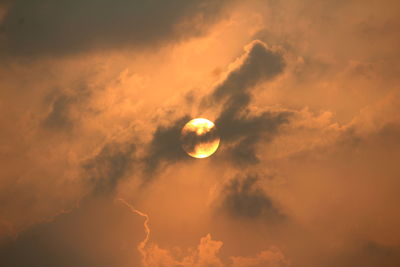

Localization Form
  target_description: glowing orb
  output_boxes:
[180,118,220,158]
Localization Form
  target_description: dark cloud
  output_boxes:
[82,116,191,187]
[219,175,284,221]
[143,115,191,174]
[84,142,136,195]
[216,100,291,165]
[208,41,291,165]
[1,0,231,57]
[211,41,286,101]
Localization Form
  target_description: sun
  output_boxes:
[180,118,220,159]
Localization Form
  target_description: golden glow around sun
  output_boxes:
[180,118,220,159]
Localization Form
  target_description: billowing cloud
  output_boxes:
[142,234,224,267]
[142,234,288,267]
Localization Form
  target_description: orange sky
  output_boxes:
[1,0,400,266]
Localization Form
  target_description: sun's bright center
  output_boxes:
[180,118,220,159]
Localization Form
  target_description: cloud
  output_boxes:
[218,175,284,221]
[0,197,143,267]
[41,83,92,132]
[143,115,191,175]
[41,94,75,130]
[259,90,400,266]
[2,2,400,267]
[142,234,224,267]
[140,41,290,176]
[324,241,400,267]
[1,0,231,57]
[142,41,290,174]
[83,141,136,195]
[138,41,291,179]
[208,41,291,165]
[139,232,288,267]
[210,41,285,101]
[117,197,288,267]
[0,194,286,267]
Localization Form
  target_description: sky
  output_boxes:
[1,0,400,266]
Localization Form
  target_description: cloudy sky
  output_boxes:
[1,0,400,266]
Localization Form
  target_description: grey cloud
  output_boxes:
[143,115,191,175]
[83,142,136,196]
[219,175,284,221]
[208,41,291,165]
[216,100,291,165]
[1,0,230,57]
[211,41,285,101]
[83,116,190,188]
